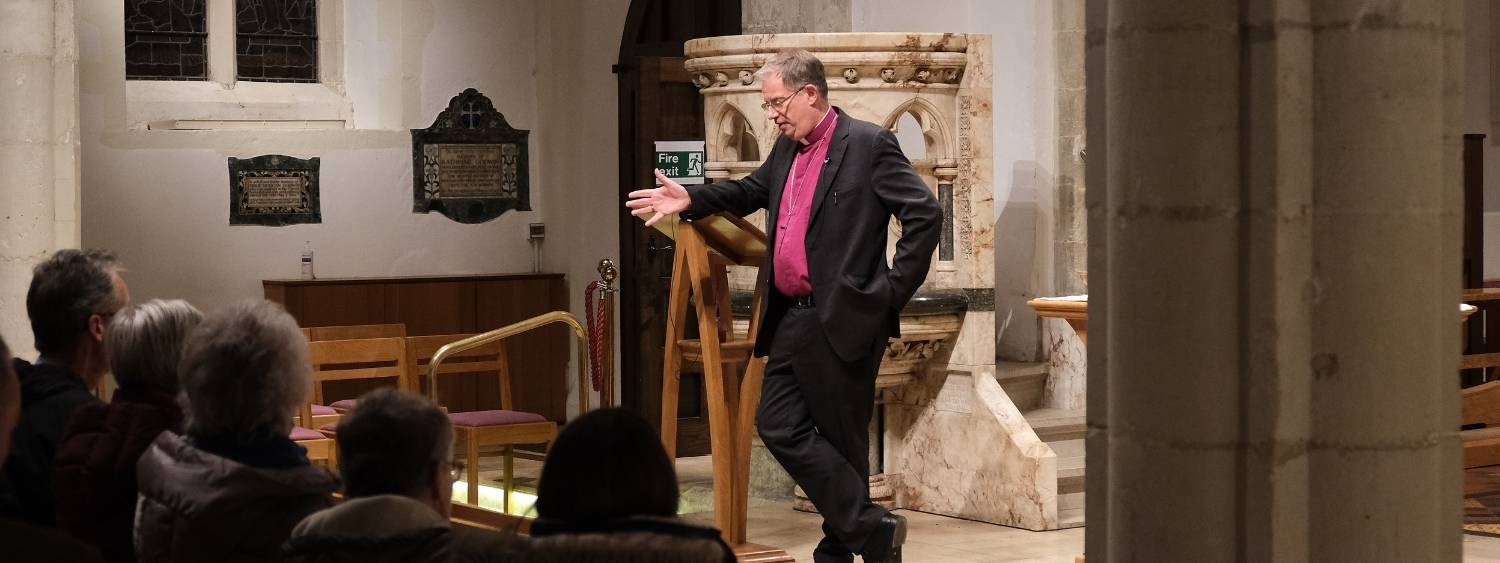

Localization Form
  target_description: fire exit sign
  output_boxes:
[654,140,705,185]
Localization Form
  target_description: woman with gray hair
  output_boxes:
[53,299,201,562]
[133,300,337,563]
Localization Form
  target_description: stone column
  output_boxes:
[1087,1,1461,561]
[0,0,81,358]
[741,0,851,35]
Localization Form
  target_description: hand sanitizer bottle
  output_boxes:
[300,241,315,280]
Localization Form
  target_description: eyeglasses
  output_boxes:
[448,460,466,482]
[760,84,808,115]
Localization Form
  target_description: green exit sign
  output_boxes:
[655,140,705,185]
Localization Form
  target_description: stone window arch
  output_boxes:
[883,98,952,162]
[713,105,761,163]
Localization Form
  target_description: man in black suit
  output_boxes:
[628,49,940,563]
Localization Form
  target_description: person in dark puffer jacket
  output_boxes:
[283,388,520,563]
[526,408,734,563]
[134,300,337,563]
[52,299,201,562]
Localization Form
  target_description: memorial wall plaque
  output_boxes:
[412,88,530,224]
[228,154,321,226]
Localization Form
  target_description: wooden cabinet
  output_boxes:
[265,274,569,422]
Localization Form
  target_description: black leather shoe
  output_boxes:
[861,513,907,563]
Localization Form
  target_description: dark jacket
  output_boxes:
[524,515,735,563]
[53,387,182,562]
[134,431,338,563]
[283,495,522,563]
[282,495,453,563]
[683,108,942,361]
[0,516,106,563]
[2,358,101,525]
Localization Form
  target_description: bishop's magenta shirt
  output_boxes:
[773,109,838,297]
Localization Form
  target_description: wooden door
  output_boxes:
[619,56,712,456]
[615,0,739,457]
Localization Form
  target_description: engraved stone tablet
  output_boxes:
[228,154,321,226]
[412,88,530,223]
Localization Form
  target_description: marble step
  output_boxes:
[1026,407,1086,442]
[995,361,1048,411]
[1058,510,1085,529]
[1053,438,1085,494]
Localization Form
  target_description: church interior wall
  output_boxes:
[79,0,540,313]
[75,0,633,414]
[1466,0,1500,280]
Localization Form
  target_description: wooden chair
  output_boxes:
[298,324,408,426]
[306,323,407,341]
[1463,353,1500,468]
[294,392,338,469]
[306,336,412,435]
[408,334,558,512]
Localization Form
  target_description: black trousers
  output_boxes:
[757,306,887,562]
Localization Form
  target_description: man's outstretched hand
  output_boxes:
[626,170,692,227]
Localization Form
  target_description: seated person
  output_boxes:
[0,334,105,562]
[4,249,129,525]
[53,299,202,562]
[134,300,338,563]
[526,408,734,563]
[285,388,519,563]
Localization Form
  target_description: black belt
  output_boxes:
[790,294,815,309]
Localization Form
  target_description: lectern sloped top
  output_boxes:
[648,213,767,266]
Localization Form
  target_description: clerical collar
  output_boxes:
[799,108,837,149]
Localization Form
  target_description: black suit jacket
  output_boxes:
[683,108,941,361]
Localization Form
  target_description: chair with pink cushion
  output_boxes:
[294,398,337,468]
[408,334,557,511]
[306,336,412,437]
[297,324,408,427]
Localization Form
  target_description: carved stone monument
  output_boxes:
[412,88,530,224]
[228,154,321,226]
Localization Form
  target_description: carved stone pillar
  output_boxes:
[0,0,81,357]
[1087,1,1462,560]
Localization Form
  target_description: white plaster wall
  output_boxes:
[76,0,631,416]
[533,0,631,411]
[852,0,1059,361]
[78,1,542,313]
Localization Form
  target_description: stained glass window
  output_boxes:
[125,0,208,80]
[235,0,318,83]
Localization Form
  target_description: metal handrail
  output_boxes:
[427,310,593,416]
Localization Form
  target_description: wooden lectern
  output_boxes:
[653,213,792,562]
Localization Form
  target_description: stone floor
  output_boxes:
[471,452,1500,562]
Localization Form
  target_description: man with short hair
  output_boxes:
[628,50,939,563]
[282,388,478,563]
[3,249,129,525]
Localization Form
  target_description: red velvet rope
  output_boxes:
[584,281,608,392]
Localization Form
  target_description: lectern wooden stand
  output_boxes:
[653,214,793,562]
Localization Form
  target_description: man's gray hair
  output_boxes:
[178,300,309,439]
[27,249,123,355]
[107,299,203,393]
[756,49,829,99]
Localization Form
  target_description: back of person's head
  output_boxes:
[27,249,123,356]
[0,334,18,459]
[336,388,453,509]
[536,408,678,523]
[108,299,203,394]
[178,300,308,441]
